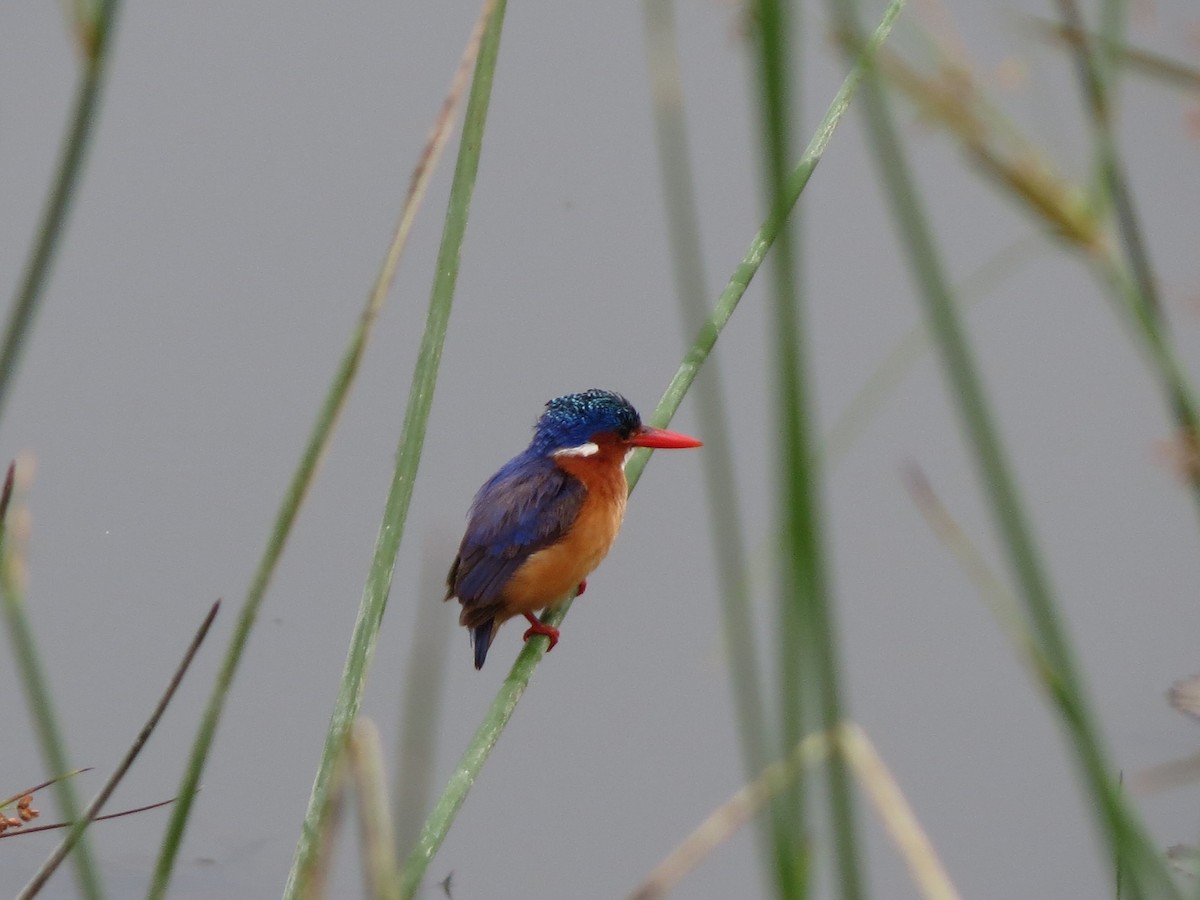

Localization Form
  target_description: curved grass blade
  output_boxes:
[1053,0,1200,525]
[397,6,906,893]
[641,0,774,861]
[0,0,123,434]
[283,2,507,896]
[629,724,959,900]
[828,0,1180,893]
[868,4,1200,526]
[145,7,495,896]
[0,460,104,899]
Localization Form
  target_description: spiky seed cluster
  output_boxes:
[18,794,37,821]
[0,794,38,832]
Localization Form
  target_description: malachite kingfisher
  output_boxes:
[445,389,703,669]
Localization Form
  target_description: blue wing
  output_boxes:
[447,452,586,619]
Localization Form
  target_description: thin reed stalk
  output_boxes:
[18,601,219,900]
[147,5,497,895]
[396,6,905,893]
[641,0,776,878]
[284,2,508,896]
[829,0,1181,894]
[0,462,104,899]
[0,1,123,433]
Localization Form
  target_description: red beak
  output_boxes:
[627,425,703,449]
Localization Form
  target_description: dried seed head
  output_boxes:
[17,794,38,821]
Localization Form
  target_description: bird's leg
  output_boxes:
[522,612,560,652]
[576,579,587,597]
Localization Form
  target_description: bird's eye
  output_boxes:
[617,426,633,441]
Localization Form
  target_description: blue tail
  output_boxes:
[472,621,495,670]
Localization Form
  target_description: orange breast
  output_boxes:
[498,449,629,620]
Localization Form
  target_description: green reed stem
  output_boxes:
[397,7,904,894]
[641,0,774,857]
[283,2,507,896]
[147,5,494,895]
[1055,0,1200,527]
[0,466,104,899]
[755,0,865,893]
[0,1,122,434]
[830,0,1180,895]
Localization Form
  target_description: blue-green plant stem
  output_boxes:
[397,6,904,893]
[829,0,1179,895]
[0,0,122,435]
[283,2,507,896]
[641,0,777,875]
[146,5,495,895]
[0,470,104,899]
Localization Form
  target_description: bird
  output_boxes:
[445,389,702,669]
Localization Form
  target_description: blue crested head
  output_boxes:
[529,389,641,455]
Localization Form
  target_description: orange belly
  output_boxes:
[498,460,628,620]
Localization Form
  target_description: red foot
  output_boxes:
[522,612,560,652]
[576,579,587,597]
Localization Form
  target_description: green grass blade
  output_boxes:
[829,0,1180,895]
[1096,0,1127,98]
[0,0,122,433]
[865,6,1200,529]
[754,0,866,893]
[145,6,495,895]
[641,0,774,860]
[397,8,904,892]
[631,723,961,900]
[283,3,508,896]
[753,0,813,891]
[626,0,905,497]
[0,463,104,899]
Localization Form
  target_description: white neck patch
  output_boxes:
[553,442,600,458]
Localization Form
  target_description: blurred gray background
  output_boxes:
[2,1,1199,897]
